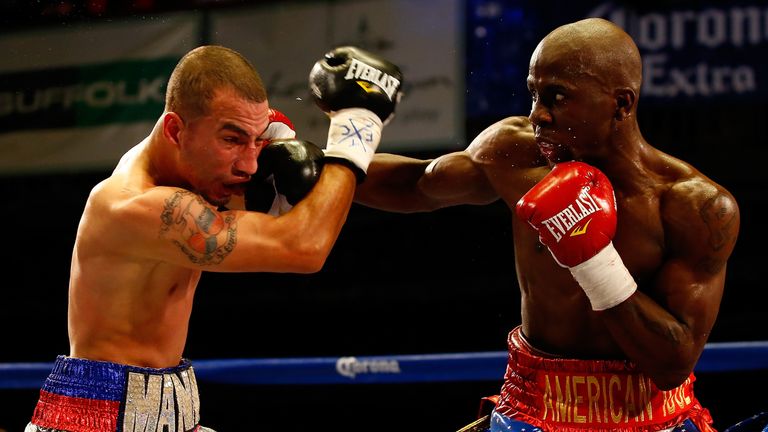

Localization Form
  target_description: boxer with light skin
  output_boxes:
[26,45,403,432]
[355,18,739,431]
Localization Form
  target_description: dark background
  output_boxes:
[1,0,766,431]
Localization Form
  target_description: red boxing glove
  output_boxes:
[515,161,616,267]
[516,161,636,310]
[261,108,297,140]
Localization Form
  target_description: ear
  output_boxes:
[162,112,184,147]
[614,88,636,121]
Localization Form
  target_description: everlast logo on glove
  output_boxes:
[516,161,619,269]
[344,58,402,101]
[309,45,403,181]
[541,189,600,243]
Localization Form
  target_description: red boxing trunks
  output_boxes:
[28,355,207,432]
[493,326,716,432]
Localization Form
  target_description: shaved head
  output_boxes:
[531,18,642,94]
[165,45,267,121]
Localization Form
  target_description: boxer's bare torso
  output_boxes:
[465,117,734,359]
[357,115,738,388]
[69,139,203,368]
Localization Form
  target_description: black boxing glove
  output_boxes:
[246,139,324,215]
[308,46,404,180]
[246,108,306,215]
[309,46,403,124]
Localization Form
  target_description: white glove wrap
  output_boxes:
[262,122,296,140]
[569,242,637,311]
[324,107,383,174]
[261,174,293,217]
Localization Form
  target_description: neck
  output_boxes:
[581,118,653,189]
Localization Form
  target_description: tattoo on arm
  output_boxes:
[698,192,737,274]
[159,191,237,265]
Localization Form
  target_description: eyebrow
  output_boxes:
[220,117,271,140]
[220,122,255,139]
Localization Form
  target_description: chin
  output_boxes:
[549,153,575,164]
[202,193,229,208]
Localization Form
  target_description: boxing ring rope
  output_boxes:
[1,340,766,390]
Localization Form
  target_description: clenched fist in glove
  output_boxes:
[309,46,404,180]
[245,109,323,216]
[515,161,637,310]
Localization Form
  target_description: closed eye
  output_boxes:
[222,135,245,145]
[220,122,254,145]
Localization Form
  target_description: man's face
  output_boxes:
[178,87,270,207]
[526,42,616,163]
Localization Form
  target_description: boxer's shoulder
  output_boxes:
[469,116,534,150]
[467,116,542,168]
[654,155,739,224]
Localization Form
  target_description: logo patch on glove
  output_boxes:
[344,58,401,101]
[541,189,600,242]
[570,219,592,237]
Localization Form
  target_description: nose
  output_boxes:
[528,101,552,128]
[233,146,259,176]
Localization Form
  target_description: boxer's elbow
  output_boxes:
[283,238,333,273]
[291,258,326,274]
[651,370,692,391]
[654,336,703,390]
[648,355,698,390]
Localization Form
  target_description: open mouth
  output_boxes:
[536,138,573,162]
[536,140,557,158]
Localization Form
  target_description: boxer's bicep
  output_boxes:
[159,190,239,266]
[654,183,740,343]
[114,187,240,268]
[661,181,739,284]
[420,151,497,206]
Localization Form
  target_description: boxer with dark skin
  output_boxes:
[356,18,739,431]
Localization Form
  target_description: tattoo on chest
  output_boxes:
[160,191,237,265]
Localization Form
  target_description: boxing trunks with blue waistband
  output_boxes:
[483,326,717,432]
[26,355,215,432]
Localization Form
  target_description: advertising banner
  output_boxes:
[211,0,464,152]
[0,14,200,174]
[467,1,768,117]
